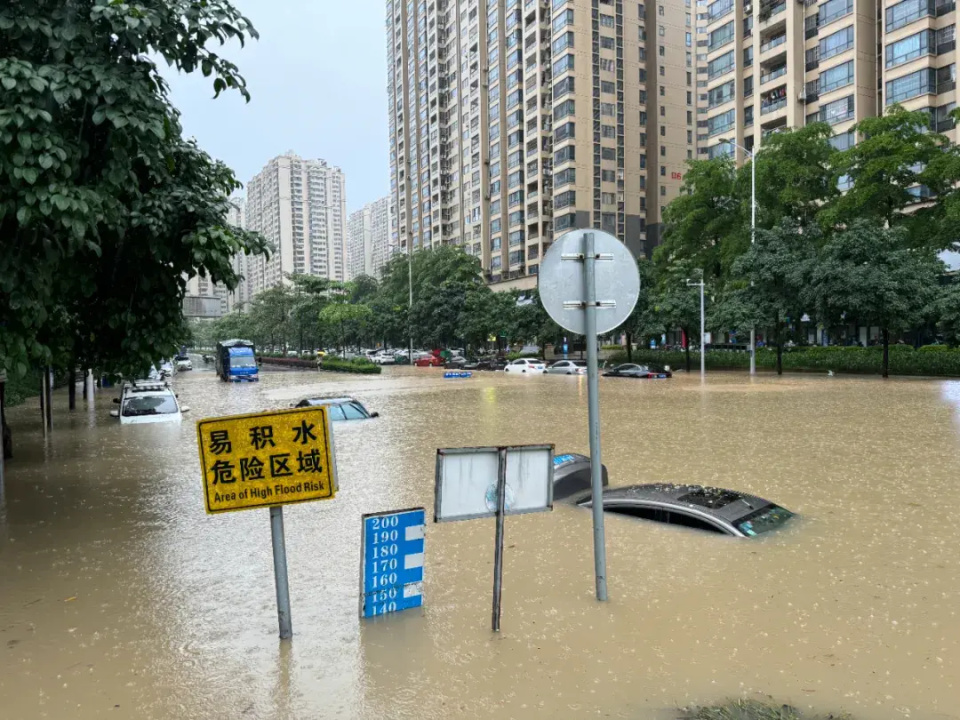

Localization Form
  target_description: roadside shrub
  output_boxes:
[319,357,381,374]
[917,344,950,352]
[608,345,960,377]
[3,367,43,407]
[506,351,541,360]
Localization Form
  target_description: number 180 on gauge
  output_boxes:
[360,508,425,618]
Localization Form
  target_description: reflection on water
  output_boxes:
[2,367,960,719]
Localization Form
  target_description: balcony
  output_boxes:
[759,0,785,22]
[760,64,787,85]
[760,90,787,115]
[760,33,786,55]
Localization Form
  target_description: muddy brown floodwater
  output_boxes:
[2,365,960,719]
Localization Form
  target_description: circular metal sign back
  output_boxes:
[537,229,640,335]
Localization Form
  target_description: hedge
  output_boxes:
[608,345,960,377]
[3,367,44,408]
[318,357,381,374]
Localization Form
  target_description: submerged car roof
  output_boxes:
[297,396,360,406]
[596,483,774,524]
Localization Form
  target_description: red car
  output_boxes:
[414,355,444,367]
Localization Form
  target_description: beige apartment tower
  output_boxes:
[347,196,393,280]
[244,153,347,295]
[387,0,698,290]
[698,0,956,164]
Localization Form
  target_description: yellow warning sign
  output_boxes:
[196,407,336,514]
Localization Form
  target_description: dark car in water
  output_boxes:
[292,396,379,421]
[578,484,794,537]
[602,363,672,379]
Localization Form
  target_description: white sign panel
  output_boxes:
[434,445,554,522]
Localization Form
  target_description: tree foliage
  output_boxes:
[0,0,267,378]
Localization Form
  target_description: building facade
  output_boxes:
[387,0,697,290]
[244,153,347,295]
[697,0,956,165]
[347,196,393,279]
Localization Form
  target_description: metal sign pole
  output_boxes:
[699,280,706,380]
[583,232,608,602]
[270,506,293,639]
[491,447,507,632]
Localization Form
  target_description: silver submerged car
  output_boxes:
[546,360,587,375]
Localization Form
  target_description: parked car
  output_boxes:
[415,354,444,367]
[444,355,468,368]
[468,356,507,371]
[504,358,547,373]
[577,484,795,538]
[110,381,189,425]
[174,355,192,371]
[552,453,609,502]
[373,352,396,365]
[292,396,379,421]
[602,363,671,379]
[546,360,587,375]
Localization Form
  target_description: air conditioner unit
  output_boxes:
[798,92,807,102]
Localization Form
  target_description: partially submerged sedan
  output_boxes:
[602,363,671,379]
[293,396,379,421]
[578,484,794,537]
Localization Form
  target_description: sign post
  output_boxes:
[435,444,553,631]
[196,406,337,639]
[538,230,640,602]
[360,508,425,618]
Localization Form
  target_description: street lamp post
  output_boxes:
[721,139,757,376]
[408,237,414,364]
[686,274,706,381]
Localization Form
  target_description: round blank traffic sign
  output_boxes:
[537,229,640,335]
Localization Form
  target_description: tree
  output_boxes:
[0,0,267,379]
[319,303,372,352]
[621,256,656,360]
[657,158,740,282]
[806,220,942,377]
[732,220,817,375]
[650,260,705,373]
[507,289,561,357]
[820,107,960,249]
[349,274,379,304]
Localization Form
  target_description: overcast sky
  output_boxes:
[163,0,389,213]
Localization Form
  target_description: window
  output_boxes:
[743,46,753,66]
[552,8,574,33]
[555,212,577,230]
[820,94,855,123]
[601,14,615,27]
[820,26,854,61]
[601,147,617,160]
[707,108,735,135]
[829,129,856,150]
[820,60,853,92]
[555,167,576,186]
[708,21,735,51]
[744,75,754,96]
[553,99,575,120]
[601,192,616,204]
[660,106,666,117]
[552,32,574,54]
[938,63,956,92]
[508,210,524,226]
[886,67,936,104]
[555,121,575,141]
[555,145,575,164]
[601,36,615,49]
[707,80,735,107]
[640,153,646,168]
[707,51,735,79]
[490,218,501,233]
[601,124,617,137]
[660,126,666,136]
[706,0,733,21]
[886,0,933,32]
[660,165,666,176]
[602,169,617,181]
[600,58,615,71]
[554,76,575,98]
[601,102,616,116]
[553,54,575,76]
[819,0,853,26]
[601,80,616,93]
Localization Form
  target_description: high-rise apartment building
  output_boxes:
[387,0,697,290]
[224,199,254,314]
[697,0,956,165]
[244,153,347,295]
[347,196,393,280]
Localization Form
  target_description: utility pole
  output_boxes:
[686,274,706,381]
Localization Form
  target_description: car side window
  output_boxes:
[604,504,727,535]
[326,405,346,421]
[342,403,367,420]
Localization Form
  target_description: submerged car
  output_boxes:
[174,355,193,371]
[578,484,794,537]
[547,360,587,375]
[292,396,379,421]
[111,381,189,424]
[602,363,671,379]
[504,358,547,373]
[414,355,444,367]
[552,453,609,501]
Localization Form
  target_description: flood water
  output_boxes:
[2,364,960,719]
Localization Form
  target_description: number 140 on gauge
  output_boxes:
[360,508,425,618]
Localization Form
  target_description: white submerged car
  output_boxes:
[546,360,587,375]
[504,358,547,374]
[111,381,190,425]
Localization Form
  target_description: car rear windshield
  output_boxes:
[735,505,794,537]
[122,395,178,416]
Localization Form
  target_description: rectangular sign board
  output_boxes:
[434,445,554,522]
[196,407,336,514]
[360,508,425,618]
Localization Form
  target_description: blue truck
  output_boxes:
[215,339,259,382]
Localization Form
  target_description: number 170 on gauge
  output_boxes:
[360,508,425,618]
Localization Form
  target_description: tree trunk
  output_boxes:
[882,327,890,378]
[68,367,76,411]
[1,380,10,460]
[626,331,633,362]
[776,317,783,376]
[683,328,691,373]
